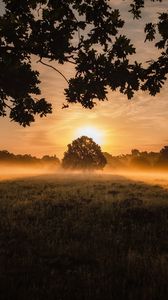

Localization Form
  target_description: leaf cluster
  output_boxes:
[0,0,167,125]
[62,136,107,170]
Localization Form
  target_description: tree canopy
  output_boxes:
[0,0,167,125]
[104,145,168,170]
[0,149,60,166]
[62,136,107,170]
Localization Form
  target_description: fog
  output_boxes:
[107,169,168,187]
[0,163,59,180]
[1,163,168,188]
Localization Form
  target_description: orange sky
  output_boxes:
[0,0,168,159]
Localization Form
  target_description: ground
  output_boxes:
[0,173,168,300]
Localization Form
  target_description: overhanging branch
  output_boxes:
[37,59,69,84]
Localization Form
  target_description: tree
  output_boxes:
[157,146,168,166]
[131,149,141,157]
[0,149,60,167]
[62,136,107,170]
[103,152,124,169]
[0,0,167,126]
[41,155,60,165]
[160,146,168,158]
[130,150,151,169]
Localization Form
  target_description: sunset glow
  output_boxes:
[1,2,168,300]
[75,126,104,145]
[0,1,168,159]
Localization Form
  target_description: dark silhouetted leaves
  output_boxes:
[0,0,167,125]
[62,136,107,170]
[145,23,156,41]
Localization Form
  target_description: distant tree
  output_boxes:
[131,149,141,157]
[42,155,60,165]
[160,146,168,159]
[157,146,168,167]
[0,149,60,167]
[103,152,113,165]
[103,152,124,169]
[130,152,151,169]
[0,0,167,125]
[62,136,107,170]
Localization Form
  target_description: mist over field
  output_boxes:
[1,0,168,298]
[1,163,168,189]
[1,147,168,300]
[0,163,58,180]
[0,126,168,300]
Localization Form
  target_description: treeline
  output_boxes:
[0,150,60,168]
[104,146,168,171]
[2,146,168,171]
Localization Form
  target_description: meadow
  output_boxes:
[0,173,168,300]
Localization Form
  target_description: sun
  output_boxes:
[75,126,103,145]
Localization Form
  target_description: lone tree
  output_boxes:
[0,0,168,125]
[62,136,107,170]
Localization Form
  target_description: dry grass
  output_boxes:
[0,173,168,300]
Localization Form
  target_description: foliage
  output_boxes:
[0,150,60,166]
[62,136,107,170]
[2,144,168,170]
[160,145,168,158]
[157,145,168,165]
[0,0,168,125]
[104,145,168,170]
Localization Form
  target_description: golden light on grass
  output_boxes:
[75,126,104,145]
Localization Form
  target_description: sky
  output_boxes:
[0,0,168,159]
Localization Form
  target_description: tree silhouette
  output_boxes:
[157,145,168,167]
[0,150,60,166]
[130,150,151,169]
[160,146,168,159]
[0,0,167,125]
[131,149,141,157]
[62,136,107,170]
[103,152,124,169]
[41,155,60,166]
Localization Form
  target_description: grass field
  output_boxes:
[0,173,168,300]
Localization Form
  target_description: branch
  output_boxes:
[66,59,76,65]
[2,100,12,110]
[5,103,12,110]
[72,13,81,42]
[37,4,42,17]
[37,59,69,84]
